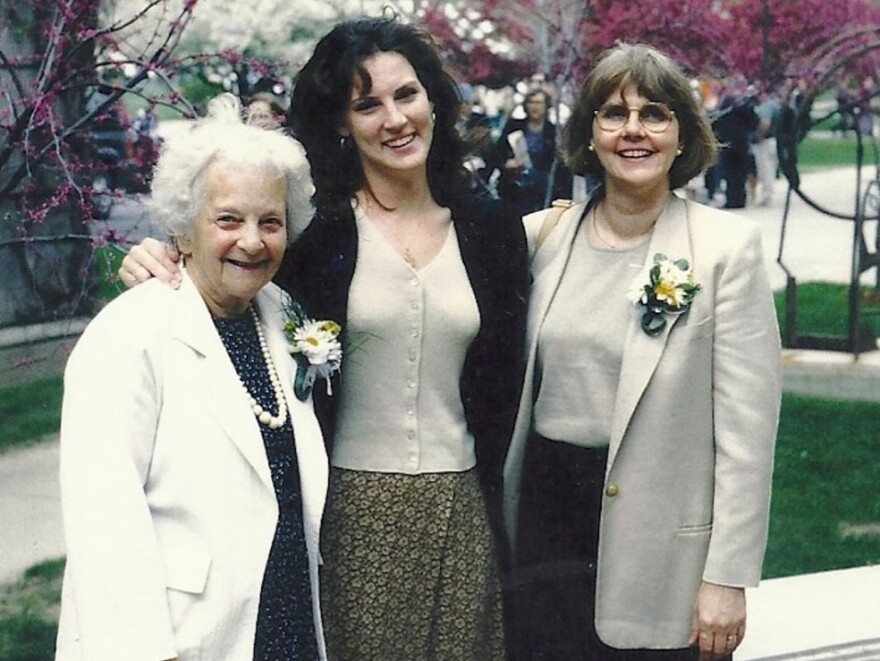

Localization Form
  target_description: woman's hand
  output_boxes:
[688,581,746,660]
[119,238,182,289]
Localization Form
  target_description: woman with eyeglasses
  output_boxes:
[502,43,782,661]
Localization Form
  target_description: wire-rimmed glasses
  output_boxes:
[593,102,676,133]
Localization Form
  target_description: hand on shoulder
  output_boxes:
[119,238,182,289]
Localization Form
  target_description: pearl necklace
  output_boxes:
[240,305,288,429]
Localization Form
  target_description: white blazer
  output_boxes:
[503,193,782,649]
[56,273,328,661]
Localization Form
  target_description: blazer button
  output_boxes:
[605,484,620,497]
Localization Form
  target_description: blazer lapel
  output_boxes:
[170,273,273,490]
[526,202,590,358]
[504,202,590,542]
[607,194,692,469]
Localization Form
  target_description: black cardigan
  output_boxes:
[275,194,529,547]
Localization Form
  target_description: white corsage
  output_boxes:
[628,253,701,336]
[282,299,342,400]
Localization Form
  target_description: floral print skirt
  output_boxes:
[319,467,505,661]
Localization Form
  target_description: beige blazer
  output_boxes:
[503,193,782,649]
[56,273,328,661]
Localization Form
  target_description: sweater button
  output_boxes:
[605,484,620,497]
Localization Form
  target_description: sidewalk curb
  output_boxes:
[0,319,89,350]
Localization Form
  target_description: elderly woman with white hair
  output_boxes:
[56,94,331,661]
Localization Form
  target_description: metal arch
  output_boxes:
[777,28,880,355]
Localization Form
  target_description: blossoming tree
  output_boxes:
[418,0,880,87]
[0,0,199,327]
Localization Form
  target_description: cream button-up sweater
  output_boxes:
[330,210,480,474]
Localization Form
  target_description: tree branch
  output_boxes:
[0,49,29,110]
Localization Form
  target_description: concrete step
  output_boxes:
[736,565,880,660]
[751,639,880,660]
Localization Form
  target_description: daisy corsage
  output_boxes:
[628,253,701,336]
[282,298,342,401]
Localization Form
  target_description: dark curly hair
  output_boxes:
[287,16,469,216]
[564,43,718,191]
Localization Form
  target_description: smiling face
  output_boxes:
[177,159,287,318]
[341,51,434,181]
[592,83,680,197]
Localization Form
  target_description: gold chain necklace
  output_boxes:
[362,185,423,268]
[591,204,619,249]
[591,203,659,250]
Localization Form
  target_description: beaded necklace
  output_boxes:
[238,304,288,429]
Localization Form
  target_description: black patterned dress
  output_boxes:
[214,314,319,661]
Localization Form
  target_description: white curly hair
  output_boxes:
[148,93,315,245]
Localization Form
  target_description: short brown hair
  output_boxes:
[563,43,717,190]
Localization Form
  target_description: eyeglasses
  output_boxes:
[593,102,675,133]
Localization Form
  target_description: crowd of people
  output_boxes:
[698,76,808,210]
[457,69,827,214]
[57,14,783,661]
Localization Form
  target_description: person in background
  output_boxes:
[247,91,287,130]
[834,80,856,137]
[853,76,875,137]
[458,82,498,200]
[751,86,780,206]
[118,16,528,661]
[58,94,328,661]
[711,80,758,209]
[503,43,781,661]
[492,88,572,218]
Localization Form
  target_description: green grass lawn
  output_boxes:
[0,559,64,661]
[797,133,880,171]
[763,393,880,579]
[774,280,880,339]
[0,376,63,456]
[798,135,858,170]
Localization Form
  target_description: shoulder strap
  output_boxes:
[534,199,574,254]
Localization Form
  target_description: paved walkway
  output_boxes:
[1,166,879,657]
[0,439,62,585]
[712,166,878,293]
